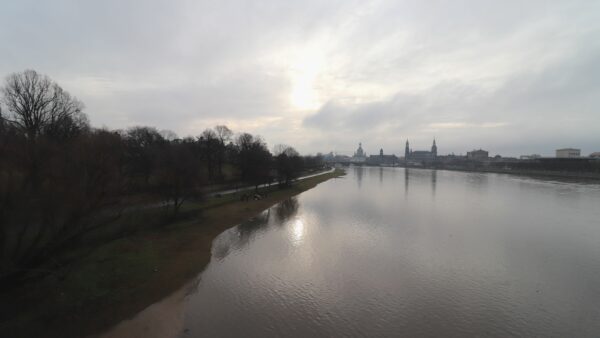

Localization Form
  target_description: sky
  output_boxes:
[1,0,599,156]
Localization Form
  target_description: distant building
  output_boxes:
[556,148,580,158]
[520,154,541,160]
[367,148,398,166]
[589,152,600,159]
[350,142,367,164]
[323,152,351,164]
[405,139,437,161]
[467,149,489,160]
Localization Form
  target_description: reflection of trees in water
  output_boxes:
[274,197,299,223]
[238,209,271,238]
[185,275,202,297]
[211,231,238,261]
[211,209,271,261]
[211,197,300,261]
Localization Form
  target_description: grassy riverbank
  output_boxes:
[0,169,345,338]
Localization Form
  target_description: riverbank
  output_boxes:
[399,157,600,182]
[404,165,600,182]
[0,169,345,338]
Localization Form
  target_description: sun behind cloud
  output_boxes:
[288,49,324,111]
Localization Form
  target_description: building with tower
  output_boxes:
[405,139,438,161]
[367,148,399,166]
[350,142,367,163]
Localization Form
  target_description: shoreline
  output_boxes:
[0,169,346,338]
[406,166,600,182]
[356,164,600,183]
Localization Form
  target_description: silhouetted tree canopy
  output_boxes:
[1,70,88,140]
[0,69,324,283]
[274,144,302,186]
[236,133,273,190]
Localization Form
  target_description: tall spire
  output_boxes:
[355,142,365,157]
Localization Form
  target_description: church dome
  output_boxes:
[355,142,365,157]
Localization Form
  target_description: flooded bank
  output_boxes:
[103,167,600,337]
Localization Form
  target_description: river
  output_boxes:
[104,167,600,337]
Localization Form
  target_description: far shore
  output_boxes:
[349,163,600,182]
[0,169,346,338]
[401,165,600,182]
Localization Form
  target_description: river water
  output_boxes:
[106,167,600,337]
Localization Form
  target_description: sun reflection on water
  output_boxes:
[291,218,305,245]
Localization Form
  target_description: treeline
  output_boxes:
[0,70,324,282]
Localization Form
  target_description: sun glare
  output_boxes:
[289,50,324,111]
[291,218,305,245]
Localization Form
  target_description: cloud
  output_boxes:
[427,122,508,129]
[1,0,599,156]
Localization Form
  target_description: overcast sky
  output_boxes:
[1,0,599,156]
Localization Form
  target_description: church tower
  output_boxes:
[431,138,437,158]
[355,142,365,157]
[405,140,410,160]
[380,148,384,156]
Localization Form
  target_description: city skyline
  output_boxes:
[322,140,596,159]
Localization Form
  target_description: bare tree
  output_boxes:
[273,144,302,186]
[0,105,6,136]
[155,139,203,217]
[0,129,125,279]
[1,70,87,140]
[159,129,178,141]
[236,133,272,190]
[215,125,232,144]
[199,128,219,182]
[0,72,315,284]
[273,144,299,157]
[214,125,233,179]
[124,126,165,187]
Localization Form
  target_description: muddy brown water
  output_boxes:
[102,167,600,337]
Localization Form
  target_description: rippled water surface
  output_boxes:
[115,168,600,337]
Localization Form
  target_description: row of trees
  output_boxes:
[0,70,324,282]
